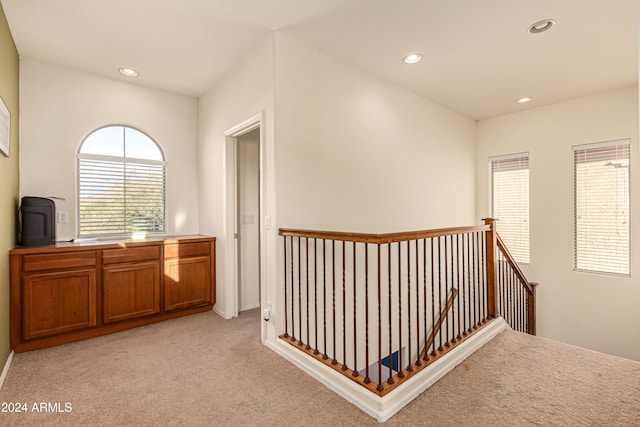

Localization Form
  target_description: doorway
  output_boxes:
[223,113,265,322]
[236,129,260,312]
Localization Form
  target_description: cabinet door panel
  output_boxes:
[23,269,96,340]
[164,256,211,311]
[103,262,160,323]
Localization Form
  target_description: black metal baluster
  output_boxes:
[387,243,394,385]
[353,242,358,377]
[407,240,413,372]
[298,236,303,345]
[449,235,455,344]
[415,239,422,366]
[322,239,327,359]
[466,233,473,334]
[306,237,311,350]
[332,240,337,365]
[284,236,289,338]
[438,236,444,352]
[480,233,489,323]
[456,234,462,341]
[472,233,478,330]
[397,243,404,378]
[377,244,383,391]
[431,238,437,357]
[342,241,347,371]
[422,238,429,362]
[364,244,370,383]
[314,238,319,354]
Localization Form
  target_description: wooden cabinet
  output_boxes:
[103,262,160,324]
[10,235,215,353]
[22,269,97,340]
[165,257,210,311]
[102,245,162,324]
[19,250,98,341]
[164,241,215,311]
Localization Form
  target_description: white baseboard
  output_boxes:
[0,351,14,392]
[213,304,228,318]
[266,317,509,422]
[240,302,260,312]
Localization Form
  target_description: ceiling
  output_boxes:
[1,0,637,119]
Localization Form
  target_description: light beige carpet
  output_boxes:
[0,309,639,426]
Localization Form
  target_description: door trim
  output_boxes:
[224,113,265,321]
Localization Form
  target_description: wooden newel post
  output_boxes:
[528,282,538,335]
[483,218,497,319]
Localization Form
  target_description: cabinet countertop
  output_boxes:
[11,234,216,255]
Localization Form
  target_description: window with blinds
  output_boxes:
[491,153,530,264]
[77,126,166,237]
[574,140,630,275]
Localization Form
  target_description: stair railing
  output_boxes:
[279,218,536,396]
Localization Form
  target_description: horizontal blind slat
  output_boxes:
[491,153,530,264]
[574,140,630,275]
[78,156,166,237]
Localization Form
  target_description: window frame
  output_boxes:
[573,139,631,277]
[489,152,530,265]
[76,125,167,239]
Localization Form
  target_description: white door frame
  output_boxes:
[224,113,265,321]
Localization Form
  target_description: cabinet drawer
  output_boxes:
[102,245,161,265]
[164,242,211,259]
[23,251,96,273]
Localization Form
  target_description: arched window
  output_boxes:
[77,125,166,237]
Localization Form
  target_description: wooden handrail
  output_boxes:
[419,288,458,360]
[279,224,491,245]
[496,234,533,294]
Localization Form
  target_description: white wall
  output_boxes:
[198,35,277,328]
[274,34,477,233]
[19,58,200,241]
[198,33,477,344]
[269,34,478,355]
[476,86,640,360]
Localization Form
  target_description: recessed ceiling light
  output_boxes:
[403,53,423,64]
[528,19,556,34]
[517,97,532,104]
[119,68,139,77]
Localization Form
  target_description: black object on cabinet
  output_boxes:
[20,197,56,246]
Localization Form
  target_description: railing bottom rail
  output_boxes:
[280,317,494,397]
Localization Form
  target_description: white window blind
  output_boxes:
[77,126,166,237]
[574,140,630,275]
[491,154,530,264]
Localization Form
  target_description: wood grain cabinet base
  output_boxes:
[10,236,215,353]
[22,269,97,340]
[103,262,161,324]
